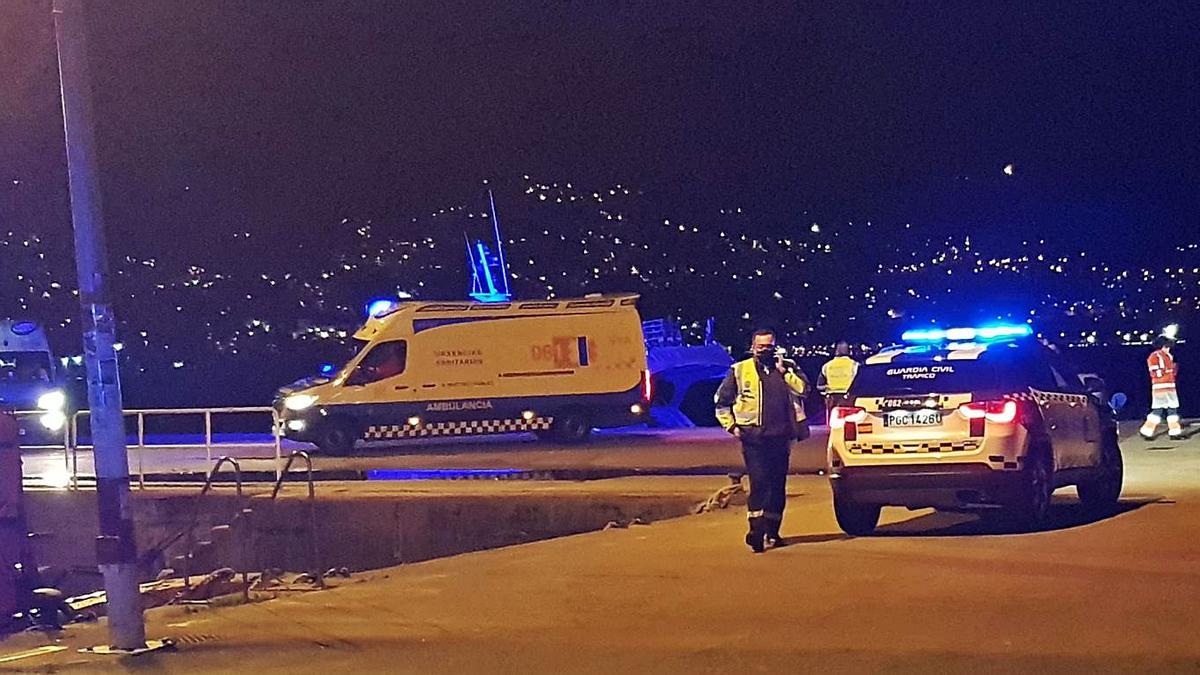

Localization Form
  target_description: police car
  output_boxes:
[827,325,1123,534]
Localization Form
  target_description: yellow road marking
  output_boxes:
[0,645,67,663]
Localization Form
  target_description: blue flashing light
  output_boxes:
[901,328,946,342]
[902,324,1032,343]
[10,321,38,336]
[975,324,1033,340]
[366,298,399,318]
[319,363,336,375]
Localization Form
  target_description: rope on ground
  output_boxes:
[603,518,649,530]
[695,473,746,513]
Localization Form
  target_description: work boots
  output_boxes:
[1140,415,1160,440]
[1168,415,1184,439]
[745,530,765,553]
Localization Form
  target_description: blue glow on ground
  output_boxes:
[367,468,529,481]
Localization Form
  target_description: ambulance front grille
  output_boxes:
[848,440,981,455]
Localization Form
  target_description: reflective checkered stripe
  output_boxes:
[1003,390,1089,404]
[849,440,981,454]
[364,416,553,439]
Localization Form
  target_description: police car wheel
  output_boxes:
[315,420,357,455]
[1011,452,1053,530]
[1077,432,1123,511]
[832,489,881,536]
[551,411,592,444]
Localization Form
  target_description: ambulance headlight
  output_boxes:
[40,410,67,431]
[37,390,66,411]
[284,394,318,411]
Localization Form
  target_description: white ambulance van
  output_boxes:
[274,294,651,453]
[0,319,68,444]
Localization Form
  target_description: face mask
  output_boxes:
[756,347,778,366]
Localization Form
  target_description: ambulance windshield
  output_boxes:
[0,351,52,385]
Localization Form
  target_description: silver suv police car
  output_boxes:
[827,326,1123,534]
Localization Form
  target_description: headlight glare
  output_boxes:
[284,394,318,411]
[40,411,67,431]
[37,390,66,411]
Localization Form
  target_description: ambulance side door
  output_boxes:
[344,340,412,425]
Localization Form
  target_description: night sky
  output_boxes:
[4,1,1196,264]
[2,0,1198,406]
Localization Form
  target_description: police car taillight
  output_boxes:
[957,400,1018,424]
[830,406,867,429]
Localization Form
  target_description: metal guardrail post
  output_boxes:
[273,413,283,483]
[61,421,71,488]
[66,420,77,490]
[137,412,146,490]
[70,411,81,489]
[204,410,213,464]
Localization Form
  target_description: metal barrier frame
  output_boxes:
[65,406,284,488]
[11,409,72,487]
[270,451,324,588]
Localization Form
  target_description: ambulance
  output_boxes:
[274,294,651,453]
[0,320,68,445]
[827,325,1123,534]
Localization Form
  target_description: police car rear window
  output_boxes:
[851,358,1027,397]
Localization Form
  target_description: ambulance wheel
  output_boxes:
[315,419,358,455]
[551,411,592,444]
[832,487,880,536]
[1078,431,1123,512]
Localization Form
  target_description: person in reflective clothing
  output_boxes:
[1140,335,1183,439]
[714,329,807,553]
[818,341,859,423]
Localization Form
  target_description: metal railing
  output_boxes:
[63,406,284,489]
[270,451,324,588]
[183,457,245,591]
[11,409,72,487]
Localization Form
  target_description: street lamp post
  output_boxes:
[51,0,146,651]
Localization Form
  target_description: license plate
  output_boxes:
[884,410,942,427]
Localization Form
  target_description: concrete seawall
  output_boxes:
[22,477,730,597]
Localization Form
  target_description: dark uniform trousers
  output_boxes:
[741,433,791,537]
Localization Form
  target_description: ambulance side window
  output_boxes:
[349,340,407,385]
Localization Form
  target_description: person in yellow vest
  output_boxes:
[714,329,808,553]
[818,341,860,424]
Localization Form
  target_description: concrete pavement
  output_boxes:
[3,430,1200,672]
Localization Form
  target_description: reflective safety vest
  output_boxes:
[820,356,859,394]
[1148,349,1177,392]
[714,358,807,430]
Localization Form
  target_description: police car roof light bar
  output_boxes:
[901,324,1032,343]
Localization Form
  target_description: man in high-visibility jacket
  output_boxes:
[818,341,859,424]
[714,329,807,553]
[1140,336,1183,439]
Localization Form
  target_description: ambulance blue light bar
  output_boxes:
[366,298,400,318]
[902,324,1032,343]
